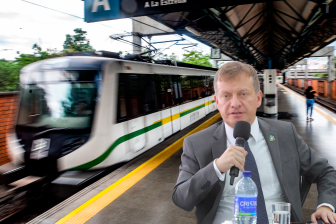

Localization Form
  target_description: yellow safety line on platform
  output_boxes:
[56,112,221,224]
[279,83,336,126]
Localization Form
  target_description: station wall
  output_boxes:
[288,79,336,100]
[0,92,19,166]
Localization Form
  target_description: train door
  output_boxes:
[161,109,172,139]
[123,74,147,153]
[204,96,209,115]
[207,96,213,113]
[171,75,182,133]
[128,117,146,153]
[171,106,180,134]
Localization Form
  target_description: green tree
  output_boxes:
[154,52,179,61]
[0,60,21,92]
[0,44,61,92]
[16,44,60,68]
[313,73,328,78]
[63,28,95,52]
[181,50,212,67]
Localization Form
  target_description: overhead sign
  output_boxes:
[84,0,263,23]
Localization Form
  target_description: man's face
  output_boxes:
[214,72,262,128]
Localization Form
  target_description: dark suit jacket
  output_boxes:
[172,117,336,224]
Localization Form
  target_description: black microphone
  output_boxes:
[229,121,251,185]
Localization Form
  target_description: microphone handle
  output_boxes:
[229,138,245,185]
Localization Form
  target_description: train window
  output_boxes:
[179,76,214,103]
[117,76,127,122]
[152,75,174,110]
[190,76,204,100]
[126,74,144,118]
[17,82,97,129]
[180,76,192,103]
[141,75,158,114]
[116,73,214,123]
[21,70,100,84]
[117,74,159,122]
[207,76,214,96]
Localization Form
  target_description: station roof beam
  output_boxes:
[84,0,336,70]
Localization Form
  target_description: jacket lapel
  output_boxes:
[258,118,284,188]
[204,122,227,223]
[258,118,302,221]
[212,121,227,161]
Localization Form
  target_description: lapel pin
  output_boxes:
[270,135,275,141]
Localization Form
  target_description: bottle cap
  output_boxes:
[242,171,251,177]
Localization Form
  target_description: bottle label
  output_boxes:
[234,196,257,216]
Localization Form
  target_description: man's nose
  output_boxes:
[230,95,241,108]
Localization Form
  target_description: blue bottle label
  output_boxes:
[234,196,257,216]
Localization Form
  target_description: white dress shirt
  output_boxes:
[212,117,334,224]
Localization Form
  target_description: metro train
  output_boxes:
[5,53,217,181]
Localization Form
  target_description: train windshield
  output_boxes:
[16,70,100,131]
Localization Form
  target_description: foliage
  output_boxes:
[313,73,328,78]
[181,50,212,68]
[0,44,61,92]
[0,60,21,92]
[0,28,95,92]
[153,52,179,61]
[63,28,95,52]
[16,44,61,68]
[152,50,212,67]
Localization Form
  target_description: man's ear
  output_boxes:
[256,91,263,107]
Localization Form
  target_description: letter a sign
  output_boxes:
[85,0,120,22]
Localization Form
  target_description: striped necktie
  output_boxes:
[244,141,268,224]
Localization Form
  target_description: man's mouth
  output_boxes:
[231,112,243,115]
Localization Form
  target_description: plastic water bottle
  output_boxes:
[233,171,257,224]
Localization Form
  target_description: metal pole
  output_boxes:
[305,61,308,79]
[132,20,141,54]
[212,60,218,68]
[328,54,335,99]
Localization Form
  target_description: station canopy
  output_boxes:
[85,0,336,70]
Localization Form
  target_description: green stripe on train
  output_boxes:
[69,122,162,170]
[180,104,205,117]
[69,101,212,170]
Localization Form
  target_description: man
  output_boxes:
[172,62,336,224]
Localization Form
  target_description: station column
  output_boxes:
[263,69,277,116]
[328,54,335,99]
[132,20,142,54]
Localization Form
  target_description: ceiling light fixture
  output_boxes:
[185,26,201,37]
[211,42,220,48]
[312,46,320,51]
[325,35,336,42]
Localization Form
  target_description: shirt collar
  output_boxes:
[224,117,260,145]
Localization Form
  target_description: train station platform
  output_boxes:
[27,84,336,224]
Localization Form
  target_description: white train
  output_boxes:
[6,54,217,180]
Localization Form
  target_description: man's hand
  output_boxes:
[311,206,336,224]
[215,145,248,173]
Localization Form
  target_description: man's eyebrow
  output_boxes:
[219,88,251,94]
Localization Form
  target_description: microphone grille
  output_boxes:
[233,121,251,141]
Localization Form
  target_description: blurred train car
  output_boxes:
[2,53,217,187]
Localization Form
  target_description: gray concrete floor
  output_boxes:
[32,85,336,224]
